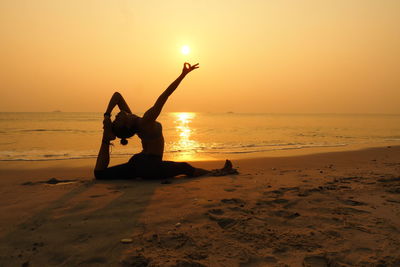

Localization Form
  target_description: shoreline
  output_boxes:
[1,140,399,163]
[0,145,399,266]
[0,142,397,173]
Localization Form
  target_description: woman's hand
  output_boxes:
[182,62,199,76]
[102,117,116,142]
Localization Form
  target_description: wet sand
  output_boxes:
[0,146,399,266]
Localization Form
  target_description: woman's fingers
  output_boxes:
[182,62,199,73]
[190,63,199,70]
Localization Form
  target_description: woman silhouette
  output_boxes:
[94,63,236,180]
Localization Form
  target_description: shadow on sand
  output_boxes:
[0,175,196,266]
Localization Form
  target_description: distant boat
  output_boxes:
[227,111,234,114]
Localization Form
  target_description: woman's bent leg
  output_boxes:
[94,162,134,180]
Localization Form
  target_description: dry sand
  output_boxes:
[0,146,399,266]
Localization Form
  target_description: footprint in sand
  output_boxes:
[220,198,246,205]
[175,260,207,267]
[208,214,237,229]
[272,210,301,219]
[216,218,237,228]
[208,209,224,215]
[386,198,400,204]
[303,255,329,267]
[240,256,277,266]
[89,194,108,198]
[120,254,150,267]
[298,190,311,197]
[333,207,370,215]
[340,199,367,206]
[224,188,237,192]
[263,190,284,198]
[186,251,208,261]
[386,187,400,194]
[256,198,290,207]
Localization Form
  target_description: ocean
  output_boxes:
[0,112,399,162]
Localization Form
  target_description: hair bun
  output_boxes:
[120,138,128,145]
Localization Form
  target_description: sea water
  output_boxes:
[0,112,399,162]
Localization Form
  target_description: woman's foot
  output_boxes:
[223,159,233,171]
[211,160,238,176]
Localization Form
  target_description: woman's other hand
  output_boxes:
[182,62,199,76]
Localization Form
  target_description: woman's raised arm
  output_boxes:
[142,63,199,123]
[104,92,132,116]
[95,92,128,172]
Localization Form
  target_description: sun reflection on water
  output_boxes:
[170,112,199,161]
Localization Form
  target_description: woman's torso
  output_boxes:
[137,120,164,157]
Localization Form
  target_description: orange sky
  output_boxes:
[1,0,399,113]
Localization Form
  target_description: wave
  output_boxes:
[0,150,135,162]
[165,142,349,155]
[0,156,97,162]
[17,129,93,133]
[195,143,348,154]
[0,154,132,162]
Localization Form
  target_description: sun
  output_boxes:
[181,45,190,55]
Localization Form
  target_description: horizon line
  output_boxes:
[0,111,399,116]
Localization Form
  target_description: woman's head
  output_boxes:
[112,111,138,145]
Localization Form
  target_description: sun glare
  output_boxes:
[181,45,190,55]
[171,112,199,161]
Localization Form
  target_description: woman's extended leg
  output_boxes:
[160,160,237,178]
[160,161,200,178]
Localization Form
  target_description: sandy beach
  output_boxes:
[0,145,399,266]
